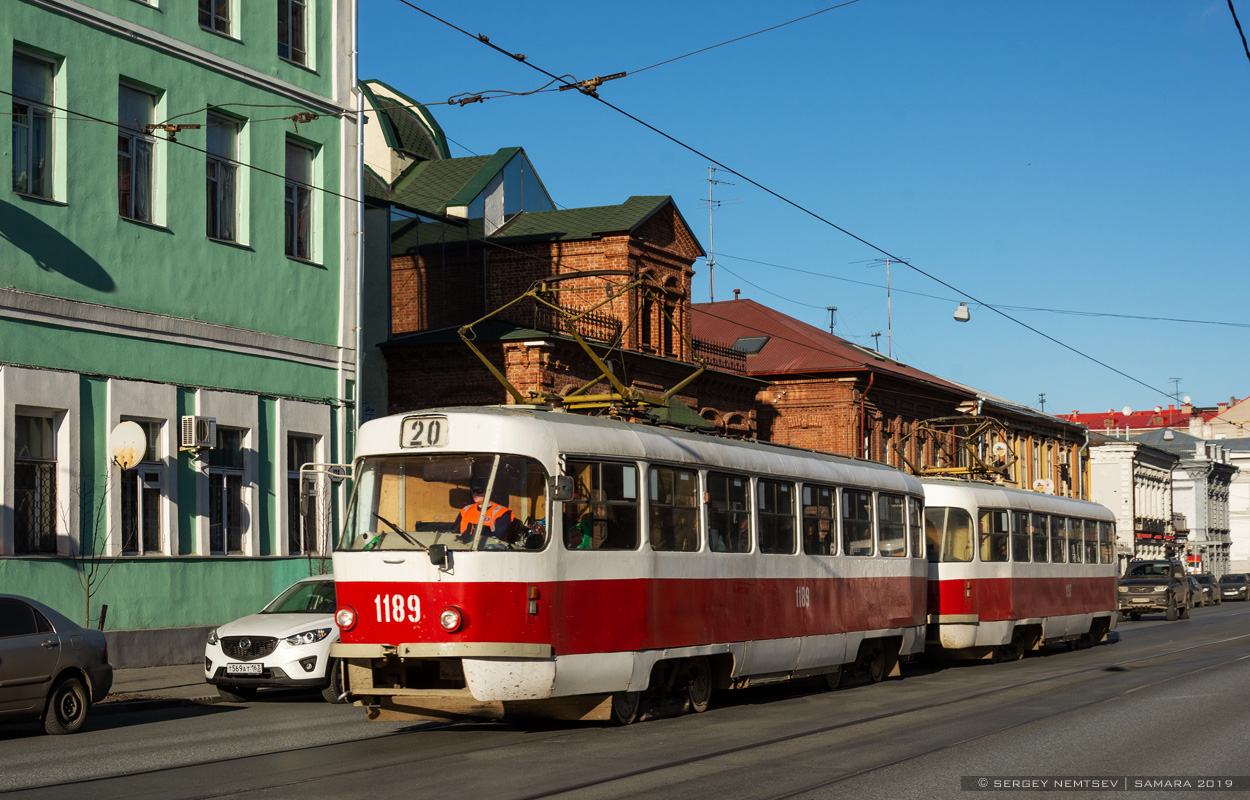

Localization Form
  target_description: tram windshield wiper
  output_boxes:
[373,512,424,549]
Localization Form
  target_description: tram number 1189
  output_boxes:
[796,586,811,608]
[375,594,421,624]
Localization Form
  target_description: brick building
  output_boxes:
[691,298,974,466]
[382,190,761,427]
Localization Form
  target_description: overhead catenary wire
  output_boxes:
[393,2,1177,403]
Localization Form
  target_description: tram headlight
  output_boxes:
[440,606,464,633]
[335,606,357,631]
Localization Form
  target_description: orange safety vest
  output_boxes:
[459,502,510,534]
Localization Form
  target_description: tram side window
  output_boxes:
[842,489,874,556]
[924,507,973,563]
[978,509,1009,563]
[1099,521,1114,564]
[1011,511,1030,562]
[758,479,796,554]
[802,484,837,555]
[1031,513,1049,563]
[1083,519,1099,564]
[707,471,750,553]
[908,497,924,559]
[565,460,639,550]
[1067,518,1083,564]
[650,466,698,552]
[877,494,906,557]
[1050,515,1066,564]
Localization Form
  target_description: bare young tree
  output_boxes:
[66,463,123,629]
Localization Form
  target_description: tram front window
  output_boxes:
[339,455,550,552]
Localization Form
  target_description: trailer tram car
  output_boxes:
[330,406,928,724]
[921,479,1118,661]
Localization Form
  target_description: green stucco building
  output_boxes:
[3,0,360,665]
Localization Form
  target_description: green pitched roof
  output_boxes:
[389,153,500,214]
[490,196,672,244]
[360,80,450,162]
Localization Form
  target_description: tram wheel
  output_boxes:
[823,665,842,691]
[610,691,641,726]
[684,657,711,713]
[857,641,886,683]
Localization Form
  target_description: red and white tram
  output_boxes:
[331,406,928,723]
[921,478,1118,660]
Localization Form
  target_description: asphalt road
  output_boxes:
[4,602,1250,800]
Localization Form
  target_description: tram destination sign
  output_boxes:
[400,415,448,449]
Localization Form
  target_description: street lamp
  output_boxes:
[953,302,971,322]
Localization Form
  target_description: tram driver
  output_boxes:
[456,477,514,545]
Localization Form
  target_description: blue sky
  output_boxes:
[359,0,1250,416]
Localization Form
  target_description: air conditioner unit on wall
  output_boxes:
[1058,449,1070,466]
[180,416,217,449]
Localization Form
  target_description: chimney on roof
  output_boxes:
[733,289,740,300]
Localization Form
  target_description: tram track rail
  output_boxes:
[17,629,1250,799]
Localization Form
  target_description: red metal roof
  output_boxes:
[1057,405,1216,430]
[691,299,972,396]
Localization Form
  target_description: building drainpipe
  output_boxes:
[353,0,364,426]
[860,372,874,460]
[1078,429,1090,500]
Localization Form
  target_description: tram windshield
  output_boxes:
[339,454,550,552]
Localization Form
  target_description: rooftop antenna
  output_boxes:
[851,258,905,358]
[826,306,837,334]
[1168,377,1182,405]
[870,331,882,351]
[1038,392,1046,413]
[700,167,739,302]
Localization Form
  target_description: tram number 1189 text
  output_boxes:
[375,594,420,624]
[796,586,811,608]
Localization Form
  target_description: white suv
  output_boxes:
[204,575,343,703]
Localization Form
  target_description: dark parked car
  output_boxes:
[1118,559,1190,621]
[0,595,113,734]
[1193,573,1221,606]
[1220,573,1250,601]
[1188,576,1206,608]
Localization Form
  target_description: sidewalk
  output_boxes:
[97,663,220,712]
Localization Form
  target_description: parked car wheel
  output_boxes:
[320,659,346,704]
[1166,597,1178,621]
[43,677,89,735]
[217,685,259,703]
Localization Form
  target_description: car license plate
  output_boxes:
[226,663,262,675]
[1131,598,1151,604]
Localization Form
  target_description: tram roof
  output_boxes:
[920,477,1114,519]
[358,406,921,493]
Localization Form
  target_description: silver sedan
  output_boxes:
[0,594,113,734]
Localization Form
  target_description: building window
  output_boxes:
[199,0,231,34]
[278,0,307,64]
[287,435,318,555]
[284,139,312,259]
[118,85,155,222]
[206,113,237,241]
[13,416,56,555]
[208,428,245,554]
[14,414,57,554]
[12,52,54,198]
[120,419,163,555]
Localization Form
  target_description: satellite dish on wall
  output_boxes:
[109,421,148,470]
[1183,396,1191,404]
[1032,478,1054,494]
[992,442,1009,458]
[1122,406,1133,416]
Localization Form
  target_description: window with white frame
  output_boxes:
[199,0,231,34]
[208,427,245,554]
[12,51,55,198]
[206,113,238,241]
[120,419,163,555]
[14,414,57,554]
[278,0,307,65]
[284,139,312,259]
[118,84,155,222]
[287,434,318,554]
